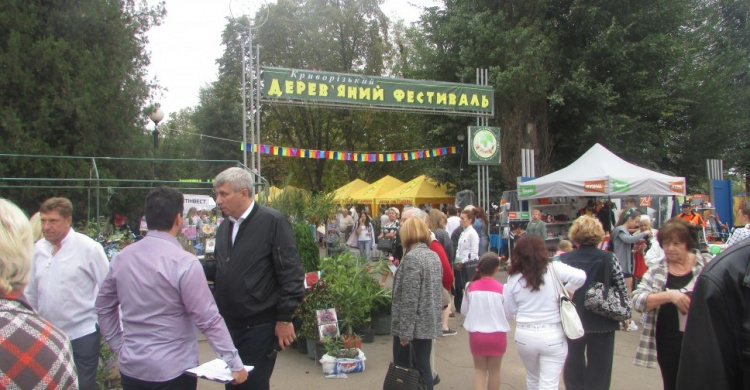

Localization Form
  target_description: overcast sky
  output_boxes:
[145,0,441,119]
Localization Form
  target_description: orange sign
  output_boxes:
[640,196,652,207]
[584,180,606,193]
[508,212,518,219]
[669,181,685,194]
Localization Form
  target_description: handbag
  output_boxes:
[383,345,424,390]
[548,263,585,339]
[377,237,394,252]
[584,254,631,321]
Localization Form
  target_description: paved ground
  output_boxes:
[196,267,663,390]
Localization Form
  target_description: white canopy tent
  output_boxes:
[518,143,686,200]
[183,194,217,212]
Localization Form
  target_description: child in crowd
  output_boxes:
[461,253,511,390]
[554,239,573,259]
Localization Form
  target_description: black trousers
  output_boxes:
[563,331,616,390]
[121,373,197,390]
[393,337,433,390]
[656,332,684,390]
[71,330,101,390]
[453,266,465,312]
[226,322,277,390]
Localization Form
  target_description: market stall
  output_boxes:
[332,179,370,205]
[375,175,454,206]
[516,143,686,253]
[348,175,405,214]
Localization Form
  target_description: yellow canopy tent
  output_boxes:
[377,175,455,206]
[255,186,284,205]
[348,175,405,213]
[332,179,370,204]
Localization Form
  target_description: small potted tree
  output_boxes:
[297,280,335,360]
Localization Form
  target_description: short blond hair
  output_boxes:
[0,198,33,295]
[400,217,432,251]
[568,215,605,246]
[29,212,43,243]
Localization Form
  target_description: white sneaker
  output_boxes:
[627,321,639,332]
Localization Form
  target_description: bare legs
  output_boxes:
[473,355,503,390]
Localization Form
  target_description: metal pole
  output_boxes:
[255,43,262,179]
[241,34,248,168]
[248,25,255,172]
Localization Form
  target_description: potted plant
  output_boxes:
[320,253,374,346]
[368,258,393,335]
[296,280,335,360]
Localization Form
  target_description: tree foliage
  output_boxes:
[0,0,165,215]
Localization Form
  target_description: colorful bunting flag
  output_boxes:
[242,143,459,162]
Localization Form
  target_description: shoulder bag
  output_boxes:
[383,344,424,390]
[377,237,394,252]
[549,262,585,339]
[583,253,631,321]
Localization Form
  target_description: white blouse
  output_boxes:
[455,225,479,263]
[504,261,586,325]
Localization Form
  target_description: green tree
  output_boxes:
[0,0,165,216]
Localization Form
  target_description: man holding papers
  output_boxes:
[96,187,247,389]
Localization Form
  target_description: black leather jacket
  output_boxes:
[676,239,750,389]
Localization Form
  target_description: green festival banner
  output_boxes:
[261,67,494,117]
[467,126,501,165]
[242,143,457,162]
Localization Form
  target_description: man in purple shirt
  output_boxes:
[96,187,247,389]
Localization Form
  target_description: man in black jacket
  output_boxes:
[676,239,750,389]
[210,167,304,390]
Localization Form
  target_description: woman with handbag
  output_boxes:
[561,216,630,390]
[390,217,443,390]
[632,219,709,390]
[454,209,479,312]
[461,252,512,390]
[611,208,650,329]
[505,235,585,390]
[379,207,401,286]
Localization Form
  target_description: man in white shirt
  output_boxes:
[445,205,461,236]
[26,197,110,390]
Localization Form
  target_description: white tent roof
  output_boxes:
[518,143,686,199]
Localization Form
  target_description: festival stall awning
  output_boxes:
[377,175,455,205]
[348,175,405,211]
[332,179,370,203]
[517,143,687,200]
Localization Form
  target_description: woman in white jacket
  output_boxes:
[505,235,586,390]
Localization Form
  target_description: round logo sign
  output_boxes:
[472,129,498,159]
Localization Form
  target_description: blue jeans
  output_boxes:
[227,322,277,390]
[358,240,372,260]
[393,337,433,390]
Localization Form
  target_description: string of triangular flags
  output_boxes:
[242,143,457,162]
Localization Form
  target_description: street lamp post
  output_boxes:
[149,107,165,179]
[457,132,466,182]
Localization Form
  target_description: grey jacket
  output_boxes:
[611,225,648,275]
[391,243,443,340]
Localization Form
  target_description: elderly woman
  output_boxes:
[561,216,630,390]
[632,219,711,390]
[390,217,443,390]
[0,198,77,388]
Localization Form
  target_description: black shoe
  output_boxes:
[433,374,440,385]
[449,312,455,318]
[442,329,457,336]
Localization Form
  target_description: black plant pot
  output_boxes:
[356,326,375,343]
[314,342,326,365]
[297,336,308,354]
[371,314,392,335]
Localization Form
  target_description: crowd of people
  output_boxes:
[2,183,749,389]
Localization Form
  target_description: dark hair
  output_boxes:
[508,235,549,292]
[460,210,475,222]
[471,252,501,282]
[657,218,696,250]
[740,200,750,217]
[472,207,489,224]
[447,205,458,216]
[616,208,641,227]
[145,187,184,231]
